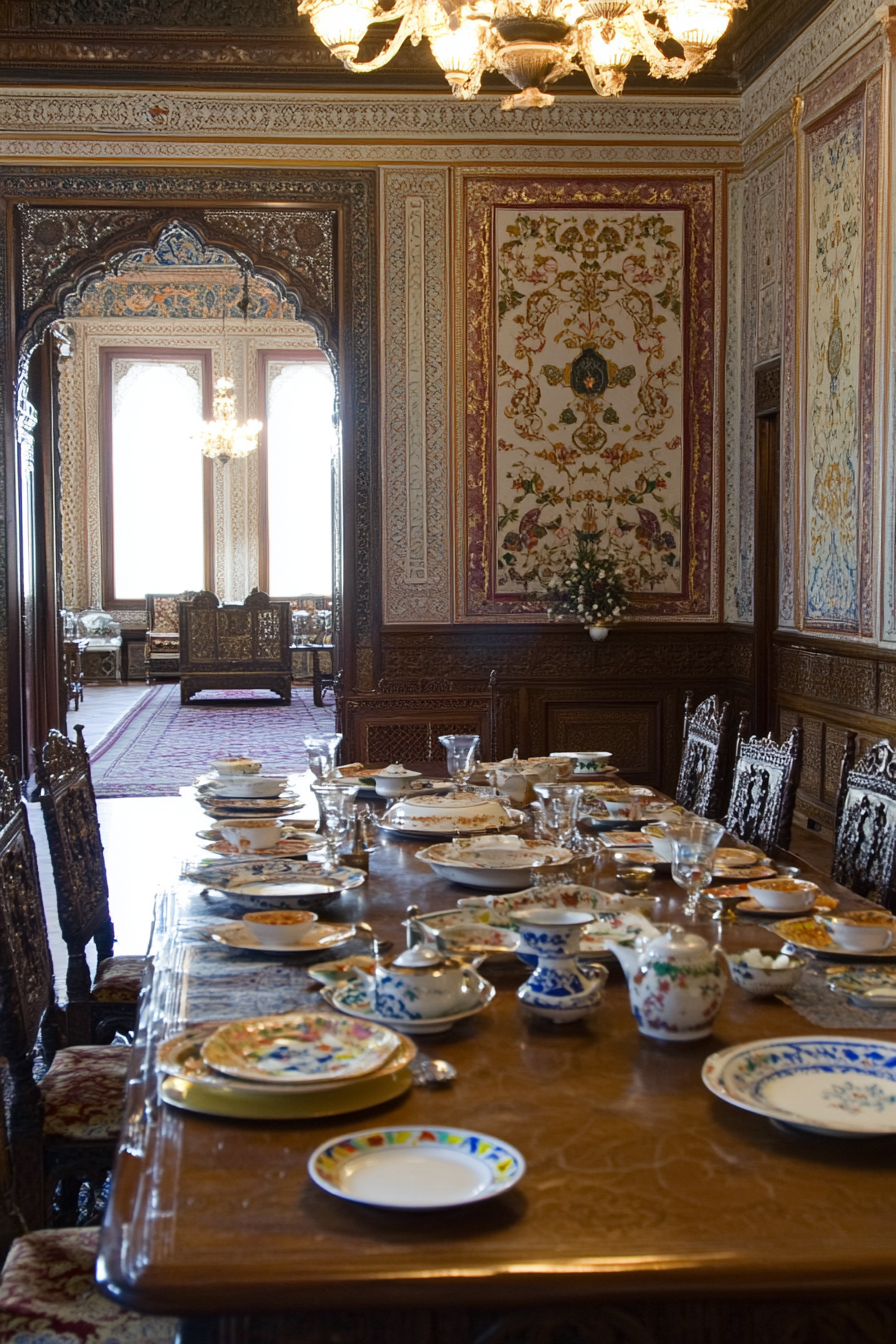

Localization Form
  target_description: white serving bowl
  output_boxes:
[416,837,573,890]
[220,820,284,852]
[726,949,806,996]
[384,791,515,833]
[241,909,318,946]
[206,776,289,799]
[746,878,819,912]
[373,766,424,798]
[550,751,612,773]
[210,757,262,776]
[822,916,895,952]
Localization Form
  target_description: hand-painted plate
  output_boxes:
[201,1012,399,1084]
[162,1067,413,1120]
[736,892,838,917]
[773,913,896,960]
[203,838,315,859]
[826,965,896,1007]
[309,1126,525,1208]
[208,920,356,955]
[702,1035,896,1136]
[377,809,526,839]
[159,1021,415,1094]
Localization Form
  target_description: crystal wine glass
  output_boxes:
[311,781,359,870]
[438,734,480,789]
[664,819,725,916]
[303,732,343,783]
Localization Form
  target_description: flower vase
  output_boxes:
[587,624,609,642]
[516,910,607,1023]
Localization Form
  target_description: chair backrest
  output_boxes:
[35,729,113,1029]
[0,762,58,1229]
[726,717,802,853]
[146,592,197,637]
[178,589,291,673]
[675,692,732,820]
[832,736,896,911]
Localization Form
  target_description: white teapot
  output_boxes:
[352,945,473,1021]
[612,925,726,1041]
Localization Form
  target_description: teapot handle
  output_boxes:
[712,945,730,977]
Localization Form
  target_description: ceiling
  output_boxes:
[0,0,832,94]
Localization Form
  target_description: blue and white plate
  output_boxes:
[309,1125,525,1208]
[188,860,366,910]
[702,1035,896,1136]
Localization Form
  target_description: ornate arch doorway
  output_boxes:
[2,171,376,776]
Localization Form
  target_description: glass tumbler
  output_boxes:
[438,734,480,788]
[311,781,359,870]
[532,783,584,848]
[304,732,343,783]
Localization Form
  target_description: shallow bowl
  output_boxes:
[242,909,318,946]
[746,878,820,913]
[211,757,262,776]
[726,952,806,997]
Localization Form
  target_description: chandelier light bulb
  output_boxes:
[429,20,486,77]
[577,16,634,67]
[663,0,731,47]
[309,0,376,55]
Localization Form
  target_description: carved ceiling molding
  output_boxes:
[0,90,743,143]
[741,0,885,138]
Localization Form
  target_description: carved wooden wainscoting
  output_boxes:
[774,633,896,837]
[179,1298,896,1344]
[341,627,754,794]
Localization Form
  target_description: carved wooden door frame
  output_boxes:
[0,169,378,769]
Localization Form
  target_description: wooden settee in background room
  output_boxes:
[177,589,292,705]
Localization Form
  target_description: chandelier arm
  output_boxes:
[542,32,580,86]
[343,5,429,70]
[627,9,690,78]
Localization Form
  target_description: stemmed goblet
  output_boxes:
[663,819,725,916]
[438,734,480,789]
[311,781,359,871]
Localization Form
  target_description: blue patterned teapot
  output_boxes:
[352,944,471,1020]
[516,909,607,1023]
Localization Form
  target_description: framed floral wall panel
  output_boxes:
[460,174,721,622]
[802,79,880,635]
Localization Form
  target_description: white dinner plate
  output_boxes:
[308,1125,525,1208]
[207,920,356,955]
[702,1035,896,1136]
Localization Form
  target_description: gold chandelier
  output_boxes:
[196,378,263,463]
[296,0,745,107]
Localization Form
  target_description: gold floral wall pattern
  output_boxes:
[461,175,720,622]
[495,208,683,596]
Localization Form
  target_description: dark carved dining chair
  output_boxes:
[725,716,803,854]
[36,728,145,1045]
[0,762,129,1229]
[675,692,733,821]
[831,734,896,912]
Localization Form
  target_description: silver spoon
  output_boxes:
[411,1055,457,1087]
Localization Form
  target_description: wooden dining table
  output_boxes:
[97,781,896,1344]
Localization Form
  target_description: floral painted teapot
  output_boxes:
[612,925,726,1041]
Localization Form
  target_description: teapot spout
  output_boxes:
[611,941,639,979]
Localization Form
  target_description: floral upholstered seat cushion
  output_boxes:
[92,958,145,1003]
[146,636,179,655]
[0,1227,177,1343]
[40,1046,129,1142]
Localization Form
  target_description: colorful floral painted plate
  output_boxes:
[208,920,356,955]
[702,1035,896,1136]
[201,1012,400,1084]
[826,965,896,1008]
[203,838,315,859]
[308,1126,525,1208]
[773,914,896,960]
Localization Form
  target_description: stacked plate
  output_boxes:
[415,836,573,890]
[159,1012,416,1120]
[195,769,304,821]
[182,857,366,910]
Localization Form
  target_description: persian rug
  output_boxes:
[89,684,335,798]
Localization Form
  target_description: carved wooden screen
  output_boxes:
[726,723,802,853]
[832,739,896,911]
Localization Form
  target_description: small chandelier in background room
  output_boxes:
[196,377,263,463]
[196,267,263,464]
[296,0,746,108]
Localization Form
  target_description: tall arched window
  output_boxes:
[259,351,336,597]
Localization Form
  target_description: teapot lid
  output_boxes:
[643,924,710,960]
[392,944,447,969]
